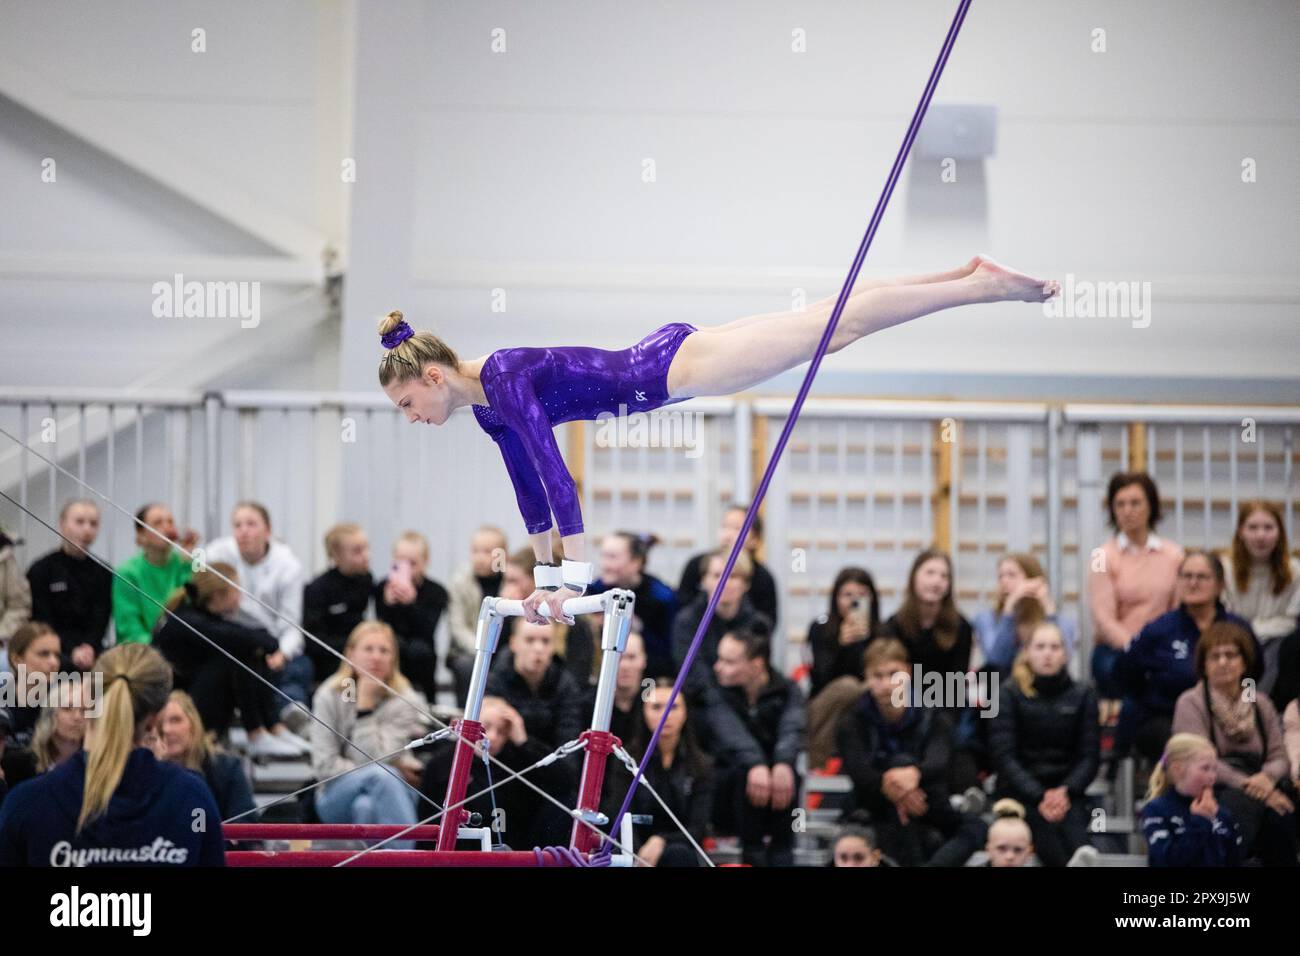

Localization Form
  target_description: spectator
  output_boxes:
[446,526,508,706]
[1171,621,1296,865]
[608,628,648,747]
[836,638,986,867]
[376,530,449,702]
[878,549,972,682]
[673,548,764,697]
[26,499,112,670]
[1088,472,1183,701]
[112,503,199,645]
[708,618,804,866]
[878,549,978,791]
[676,504,779,626]
[807,567,880,699]
[589,532,677,679]
[30,681,87,775]
[500,548,596,691]
[153,563,308,758]
[980,799,1035,867]
[0,643,225,866]
[971,553,1076,675]
[830,824,889,867]
[989,622,1099,866]
[0,523,33,672]
[310,622,430,845]
[1223,500,1300,696]
[486,620,586,749]
[154,690,256,822]
[613,678,714,867]
[1141,732,1242,867]
[204,502,310,705]
[302,523,374,684]
[1116,550,1257,763]
[421,696,572,848]
[0,621,63,790]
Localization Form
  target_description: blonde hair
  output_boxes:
[1146,732,1217,801]
[1010,622,1067,697]
[162,690,215,772]
[80,644,173,831]
[377,310,461,387]
[988,798,1033,844]
[325,620,413,696]
[324,523,364,562]
[164,562,237,614]
[395,530,430,562]
[31,682,86,773]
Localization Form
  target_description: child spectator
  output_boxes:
[30,681,87,775]
[0,643,225,866]
[486,620,586,750]
[310,621,430,844]
[981,799,1036,867]
[302,523,374,684]
[708,618,804,866]
[610,677,713,867]
[154,690,256,822]
[420,696,572,848]
[446,526,508,706]
[112,503,198,645]
[836,638,986,867]
[971,553,1075,675]
[26,499,112,669]
[673,548,764,698]
[590,532,678,679]
[1222,500,1300,694]
[676,504,779,626]
[203,502,310,704]
[0,621,63,789]
[989,622,1099,866]
[375,530,449,702]
[830,824,889,867]
[1171,621,1296,865]
[1141,732,1242,867]
[154,563,308,758]
[808,567,880,699]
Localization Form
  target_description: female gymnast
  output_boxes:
[379,255,1060,625]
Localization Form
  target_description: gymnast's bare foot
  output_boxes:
[972,254,1060,303]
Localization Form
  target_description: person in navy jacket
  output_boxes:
[1141,732,1242,866]
[0,643,224,866]
[1115,549,1258,763]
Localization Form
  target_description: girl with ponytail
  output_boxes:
[1140,732,1242,867]
[0,643,224,866]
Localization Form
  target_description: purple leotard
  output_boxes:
[471,322,698,537]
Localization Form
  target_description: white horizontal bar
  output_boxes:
[0,388,204,408]
[0,253,324,285]
[752,397,1049,422]
[1064,403,1300,425]
[492,593,610,618]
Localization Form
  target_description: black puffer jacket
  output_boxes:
[707,672,806,769]
[988,671,1100,803]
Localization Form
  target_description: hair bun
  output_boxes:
[377,310,406,337]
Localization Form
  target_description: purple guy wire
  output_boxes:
[606,0,975,852]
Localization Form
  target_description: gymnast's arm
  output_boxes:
[493,374,588,563]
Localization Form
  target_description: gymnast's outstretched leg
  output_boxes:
[666,256,1058,399]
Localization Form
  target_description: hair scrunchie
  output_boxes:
[381,321,415,350]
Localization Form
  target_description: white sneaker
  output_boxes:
[248,733,302,760]
[273,728,312,755]
[1067,845,1101,867]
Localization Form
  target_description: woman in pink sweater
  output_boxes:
[1088,471,1183,702]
